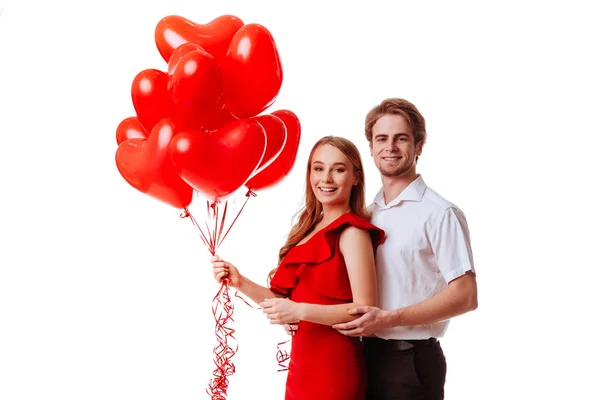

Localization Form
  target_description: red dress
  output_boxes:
[270,212,385,400]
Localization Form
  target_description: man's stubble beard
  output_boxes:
[378,162,413,178]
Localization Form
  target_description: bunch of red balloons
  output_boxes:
[115,14,301,209]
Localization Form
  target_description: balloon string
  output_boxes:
[202,201,215,253]
[212,201,219,250]
[233,289,258,309]
[204,200,241,399]
[199,200,216,254]
[181,208,212,253]
[217,190,256,248]
[207,279,237,400]
[182,206,235,397]
[206,220,216,253]
[181,191,262,399]
[216,201,228,247]
[276,338,291,372]
[231,279,290,373]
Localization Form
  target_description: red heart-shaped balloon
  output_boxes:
[115,119,193,209]
[170,119,266,200]
[155,15,244,66]
[246,109,301,191]
[221,24,283,118]
[167,42,205,75]
[250,114,286,176]
[116,116,149,145]
[131,69,172,134]
[168,45,227,132]
[131,45,236,135]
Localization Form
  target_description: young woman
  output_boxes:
[211,136,385,399]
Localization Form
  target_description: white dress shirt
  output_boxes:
[370,175,475,340]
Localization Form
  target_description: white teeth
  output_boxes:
[319,187,336,192]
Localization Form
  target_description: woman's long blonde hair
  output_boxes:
[268,136,369,280]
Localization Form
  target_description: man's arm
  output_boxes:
[333,272,477,336]
[394,205,478,325]
[387,271,477,326]
[334,206,477,336]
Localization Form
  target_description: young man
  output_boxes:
[333,98,478,400]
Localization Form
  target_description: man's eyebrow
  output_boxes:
[374,133,410,138]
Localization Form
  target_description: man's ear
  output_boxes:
[416,140,423,156]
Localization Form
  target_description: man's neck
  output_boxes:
[381,171,419,205]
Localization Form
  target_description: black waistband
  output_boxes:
[362,336,438,351]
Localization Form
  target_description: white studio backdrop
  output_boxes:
[1,1,599,399]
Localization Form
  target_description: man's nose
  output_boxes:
[385,139,398,151]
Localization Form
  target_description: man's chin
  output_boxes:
[380,167,409,177]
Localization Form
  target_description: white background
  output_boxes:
[1,1,599,399]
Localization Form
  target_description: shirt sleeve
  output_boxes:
[426,207,475,283]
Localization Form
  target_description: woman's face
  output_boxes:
[309,144,357,208]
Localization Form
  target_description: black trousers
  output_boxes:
[363,337,447,400]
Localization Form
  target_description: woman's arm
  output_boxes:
[238,274,285,305]
[261,226,377,326]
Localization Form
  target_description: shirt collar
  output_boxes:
[373,175,427,209]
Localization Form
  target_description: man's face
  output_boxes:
[369,114,422,177]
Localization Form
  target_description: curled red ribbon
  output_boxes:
[207,279,237,399]
[181,196,255,399]
[276,338,291,372]
[181,192,291,397]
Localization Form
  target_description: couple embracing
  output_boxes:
[211,98,478,400]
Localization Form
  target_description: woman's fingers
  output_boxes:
[284,324,298,336]
[215,271,229,282]
[212,261,228,268]
[211,258,234,284]
[213,265,229,279]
